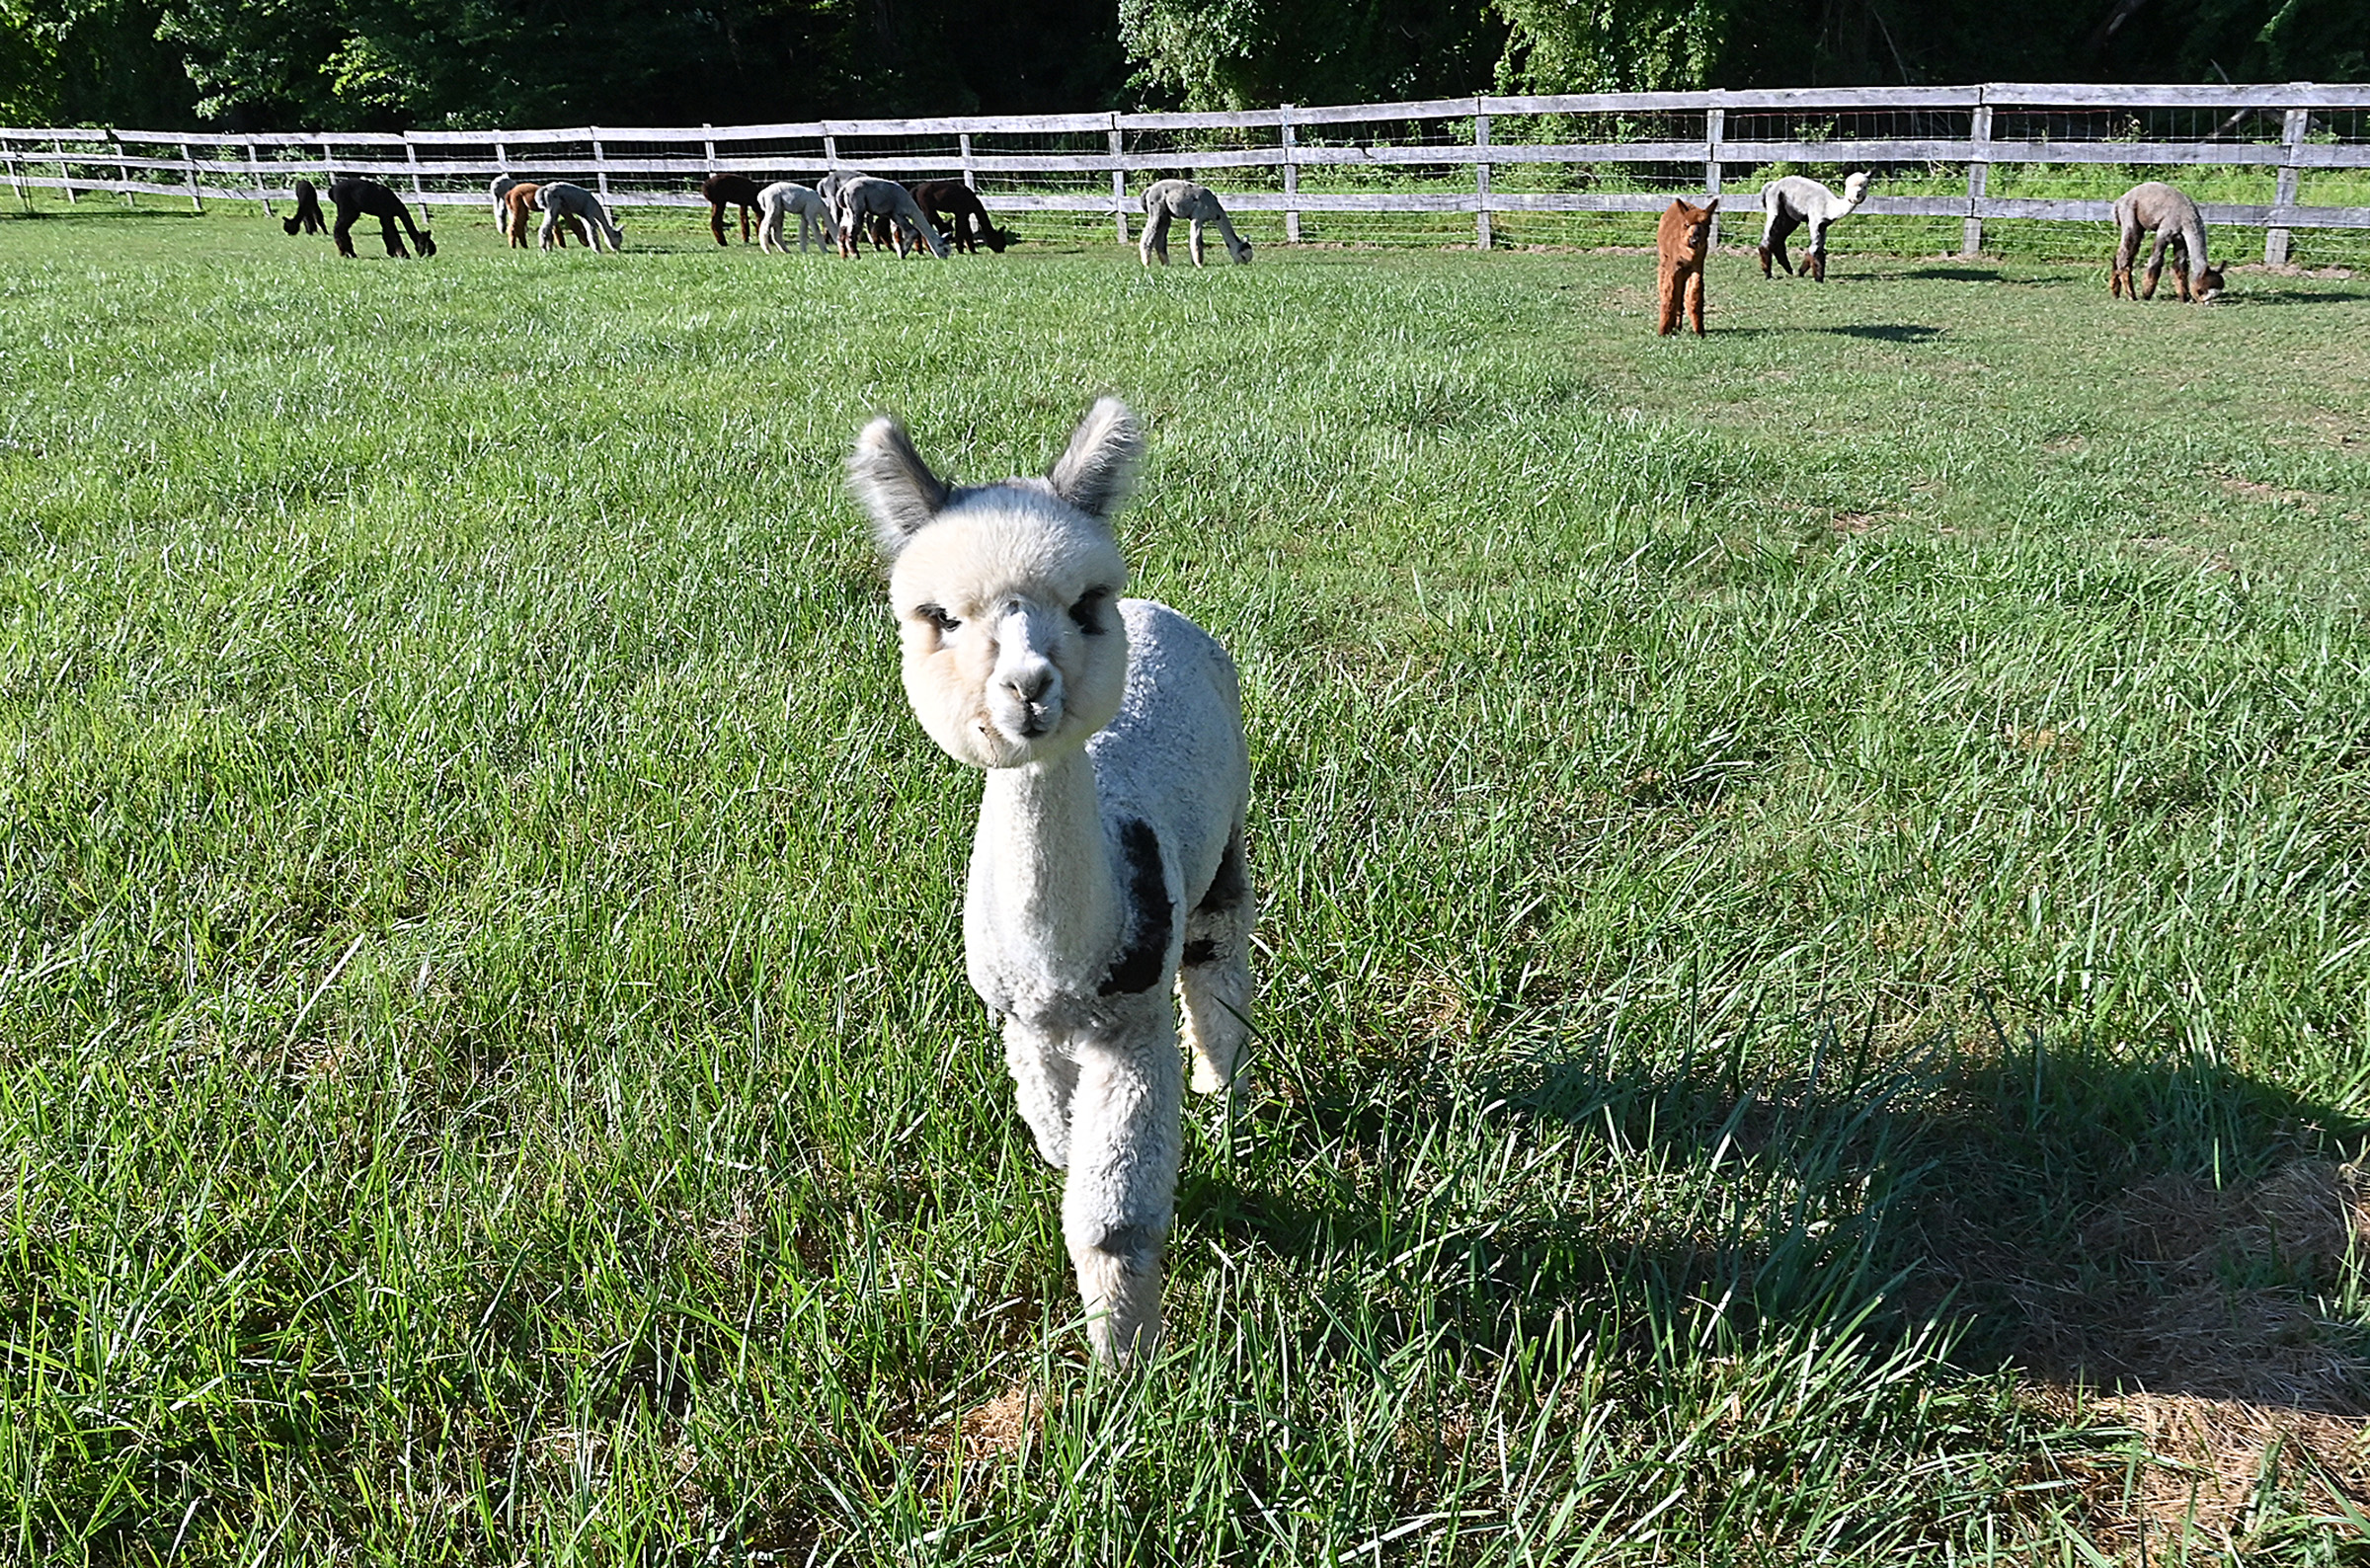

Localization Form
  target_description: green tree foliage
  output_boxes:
[1118,0,1507,108]
[0,0,2362,129]
[1,0,1130,129]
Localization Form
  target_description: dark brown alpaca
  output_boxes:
[909,182,1015,254]
[1656,197,1716,336]
[704,173,765,246]
[282,179,327,236]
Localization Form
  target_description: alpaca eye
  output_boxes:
[919,604,960,634]
[1070,589,1110,634]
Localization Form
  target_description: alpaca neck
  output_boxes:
[977,745,1117,985]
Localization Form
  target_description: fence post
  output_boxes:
[405,135,425,204]
[247,141,271,215]
[704,122,718,173]
[1703,104,1723,249]
[3,136,24,209]
[54,137,77,204]
[1963,100,1992,257]
[1280,105,1300,243]
[1472,106,1492,249]
[181,140,202,211]
[1110,118,1128,244]
[960,131,977,191]
[114,131,133,207]
[2266,99,2309,266]
[592,127,609,198]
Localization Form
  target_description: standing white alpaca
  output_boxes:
[833,175,950,259]
[756,181,833,254]
[490,173,523,229]
[1758,171,1870,280]
[1140,180,1252,267]
[535,181,624,252]
[850,399,1255,1368]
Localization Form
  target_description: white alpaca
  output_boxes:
[850,399,1255,1368]
[757,181,833,254]
[1758,171,1869,281]
[1140,180,1252,267]
[833,174,949,259]
[536,181,623,253]
[490,173,523,229]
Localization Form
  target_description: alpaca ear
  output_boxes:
[1703,198,1719,213]
[849,415,951,557]
[1047,398,1145,521]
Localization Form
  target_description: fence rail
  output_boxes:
[6,82,2369,262]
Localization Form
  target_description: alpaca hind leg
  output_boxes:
[1178,826,1253,1096]
[334,212,357,258]
[1140,209,1170,266]
[2142,233,2169,298]
[1064,1029,1181,1368]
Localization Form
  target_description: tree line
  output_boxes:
[2,0,2362,132]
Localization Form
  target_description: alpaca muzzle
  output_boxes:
[988,611,1066,743]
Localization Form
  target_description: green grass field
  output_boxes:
[4,205,2369,1565]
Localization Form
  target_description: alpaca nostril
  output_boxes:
[1006,667,1054,703]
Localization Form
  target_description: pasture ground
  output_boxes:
[3,206,2369,1564]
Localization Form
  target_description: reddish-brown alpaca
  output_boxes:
[503,184,589,249]
[1657,197,1717,336]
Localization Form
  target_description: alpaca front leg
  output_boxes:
[1179,828,1254,1096]
[1685,267,1705,335]
[1002,1018,1078,1168]
[1064,1031,1181,1368]
[1656,272,1680,336]
[1188,217,1209,268]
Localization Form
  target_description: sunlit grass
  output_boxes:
[3,206,2368,1564]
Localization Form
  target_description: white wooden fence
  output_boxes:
[6,81,2369,263]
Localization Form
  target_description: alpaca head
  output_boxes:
[853,400,1142,769]
[982,222,1015,254]
[417,230,436,258]
[1841,172,1871,207]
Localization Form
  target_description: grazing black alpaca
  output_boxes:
[908,182,1015,254]
[328,177,436,259]
[282,179,328,236]
[704,173,765,245]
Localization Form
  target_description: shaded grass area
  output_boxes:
[3,208,2369,1562]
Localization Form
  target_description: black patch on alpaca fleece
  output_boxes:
[1181,939,1220,967]
[1099,820,1171,996]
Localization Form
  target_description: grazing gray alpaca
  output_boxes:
[756,181,832,254]
[2111,181,2224,302]
[534,182,623,253]
[850,399,1255,1368]
[833,174,949,259]
[1139,180,1252,267]
[1758,171,1869,280]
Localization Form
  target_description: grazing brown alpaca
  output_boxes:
[504,183,588,249]
[704,173,765,245]
[2110,181,2225,302]
[1656,197,1717,336]
[282,179,327,236]
[909,181,1015,254]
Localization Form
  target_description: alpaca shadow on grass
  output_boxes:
[1192,1016,2368,1415]
[1901,266,2003,282]
[1817,323,1945,344]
